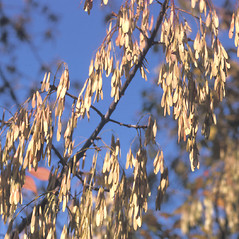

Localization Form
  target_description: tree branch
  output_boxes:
[91,105,147,129]
[91,105,104,118]
[12,0,169,234]
[52,143,67,166]
[74,0,169,163]
[0,66,20,107]
[15,197,49,234]
[108,118,147,129]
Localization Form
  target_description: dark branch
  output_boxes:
[12,0,169,234]
[91,105,147,129]
[152,40,164,45]
[91,105,104,118]
[136,25,149,41]
[109,118,147,129]
[13,197,48,236]
[0,67,20,107]
[52,144,67,166]
[156,0,163,5]
[74,0,169,163]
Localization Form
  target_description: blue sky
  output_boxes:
[0,1,164,236]
[0,1,207,236]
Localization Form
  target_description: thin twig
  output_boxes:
[15,197,48,234]
[136,25,149,41]
[11,191,52,223]
[91,105,147,128]
[74,0,169,164]
[91,105,104,118]
[152,40,164,45]
[156,0,163,5]
[109,118,147,129]
[52,143,67,166]
[0,67,20,107]
[13,0,169,234]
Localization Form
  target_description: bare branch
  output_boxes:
[12,0,169,234]
[91,105,104,118]
[0,66,20,107]
[108,118,147,129]
[91,105,147,129]
[136,25,149,41]
[74,0,169,163]
[52,143,67,166]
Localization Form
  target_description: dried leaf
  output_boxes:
[156,168,169,210]
[153,150,164,174]
[103,0,108,5]
[191,0,196,9]
[31,206,36,234]
[229,13,235,38]
[60,225,67,239]
[213,10,219,28]
[41,72,47,92]
[32,93,36,108]
[122,19,130,33]
[28,167,50,181]
[23,175,37,194]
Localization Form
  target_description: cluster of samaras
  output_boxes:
[1,0,234,238]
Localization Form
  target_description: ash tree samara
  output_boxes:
[0,0,236,238]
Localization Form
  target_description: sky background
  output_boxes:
[0,1,206,237]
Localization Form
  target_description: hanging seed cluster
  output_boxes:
[158,0,230,171]
[76,0,154,119]
[0,0,233,238]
